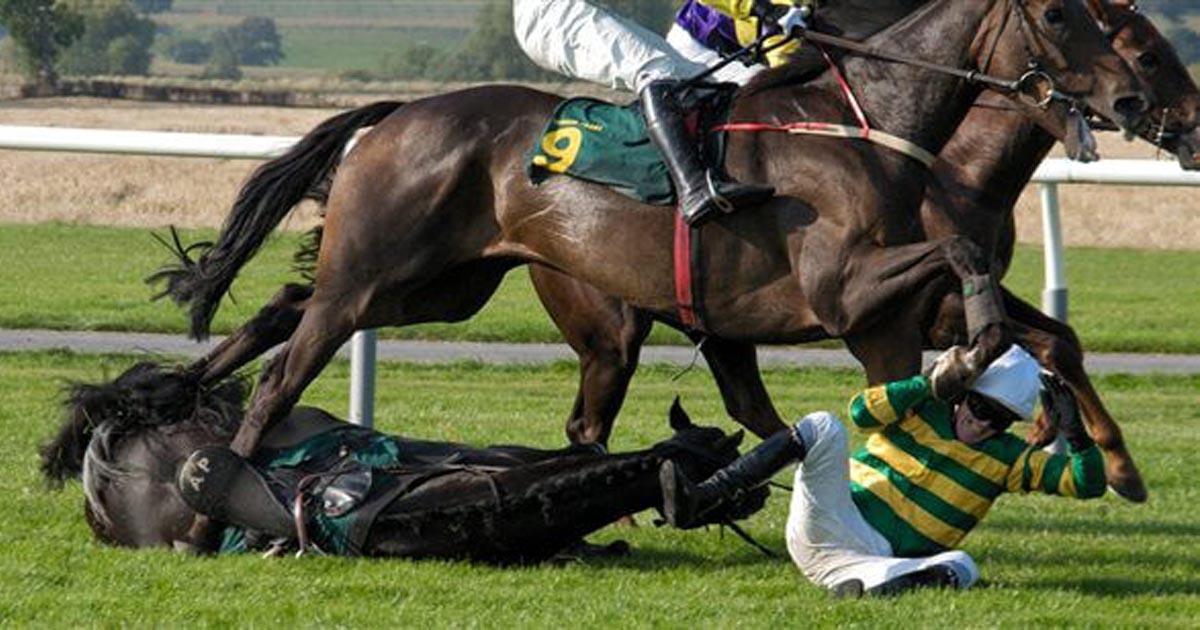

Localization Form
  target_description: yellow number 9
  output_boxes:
[533,126,583,174]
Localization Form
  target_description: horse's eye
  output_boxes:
[1044,7,1065,26]
[1138,51,1160,71]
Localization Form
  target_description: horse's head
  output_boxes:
[41,362,246,548]
[979,0,1152,140]
[653,397,745,482]
[1093,0,1200,168]
[653,399,770,524]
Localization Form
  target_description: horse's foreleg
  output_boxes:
[700,338,787,439]
[229,301,354,456]
[1003,289,1147,503]
[187,283,312,385]
[817,235,1011,366]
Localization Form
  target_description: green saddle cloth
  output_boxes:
[219,426,407,555]
[528,98,675,206]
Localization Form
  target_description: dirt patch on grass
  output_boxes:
[2,97,1197,249]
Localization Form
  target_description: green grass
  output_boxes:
[1,222,1199,352]
[2,352,1198,626]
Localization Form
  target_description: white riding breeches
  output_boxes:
[513,0,707,92]
[784,412,981,591]
[665,24,765,86]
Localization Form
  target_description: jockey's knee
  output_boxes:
[795,411,846,456]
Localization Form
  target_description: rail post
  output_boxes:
[348,329,377,427]
[1040,182,1068,322]
[1039,182,1069,455]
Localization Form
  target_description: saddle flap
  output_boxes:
[320,467,374,518]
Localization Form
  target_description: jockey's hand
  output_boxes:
[778,6,810,36]
[751,0,789,21]
[752,2,808,35]
[1040,373,1093,451]
[925,346,981,403]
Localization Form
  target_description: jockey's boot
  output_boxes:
[831,563,965,599]
[660,424,806,529]
[640,80,774,225]
[178,446,293,540]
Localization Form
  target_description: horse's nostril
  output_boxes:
[1114,95,1149,116]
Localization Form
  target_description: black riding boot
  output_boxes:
[178,446,294,540]
[640,80,775,225]
[660,424,806,529]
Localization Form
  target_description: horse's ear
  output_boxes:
[668,396,693,431]
[720,430,746,451]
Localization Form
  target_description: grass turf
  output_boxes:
[2,222,1199,353]
[2,352,1197,626]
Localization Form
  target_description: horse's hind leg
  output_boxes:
[1003,289,1147,503]
[187,283,312,385]
[530,266,653,446]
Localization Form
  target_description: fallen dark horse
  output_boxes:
[41,363,759,562]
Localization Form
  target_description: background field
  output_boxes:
[1,223,1199,353]
[2,352,1197,626]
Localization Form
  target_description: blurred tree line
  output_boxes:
[0,0,279,84]
[380,0,677,81]
[4,0,1200,87]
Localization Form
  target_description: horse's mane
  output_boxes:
[40,362,247,487]
[744,0,932,95]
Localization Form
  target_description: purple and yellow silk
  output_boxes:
[676,0,741,54]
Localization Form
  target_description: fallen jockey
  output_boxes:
[513,0,808,224]
[47,363,764,563]
[661,344,1106,596]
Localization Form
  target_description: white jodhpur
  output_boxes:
[784,412,981,591]
[665,23,765,86]
[513,0,707,92]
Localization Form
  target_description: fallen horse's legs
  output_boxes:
[364,452,664,563]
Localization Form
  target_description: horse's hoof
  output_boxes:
[614,515,639,528]
[552,539,632,563]
[1106,459,1148,503]
[172,540,202,555]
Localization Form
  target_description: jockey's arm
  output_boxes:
[1002,440,1107,499]
[697,0,804,66]
[847,375,935,433]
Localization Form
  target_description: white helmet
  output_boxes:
[970,345,1040,421]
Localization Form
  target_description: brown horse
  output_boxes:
[526,0,1199,504]
[154,0,1152,545]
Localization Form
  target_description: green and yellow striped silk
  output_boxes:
[846,375,1106,557]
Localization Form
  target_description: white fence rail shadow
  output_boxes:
[5,125,1200,428]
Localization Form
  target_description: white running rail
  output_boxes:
[5,125,1200,427]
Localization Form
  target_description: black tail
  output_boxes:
[148,100,405,339]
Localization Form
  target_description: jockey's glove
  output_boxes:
[925,346,982,403]
[1040,372,1093,451]
[778,6,810,35]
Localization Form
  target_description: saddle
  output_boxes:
[527,85,738,206]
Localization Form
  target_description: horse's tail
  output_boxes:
[149,100,406,340]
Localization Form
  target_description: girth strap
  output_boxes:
[673,213,706,332]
